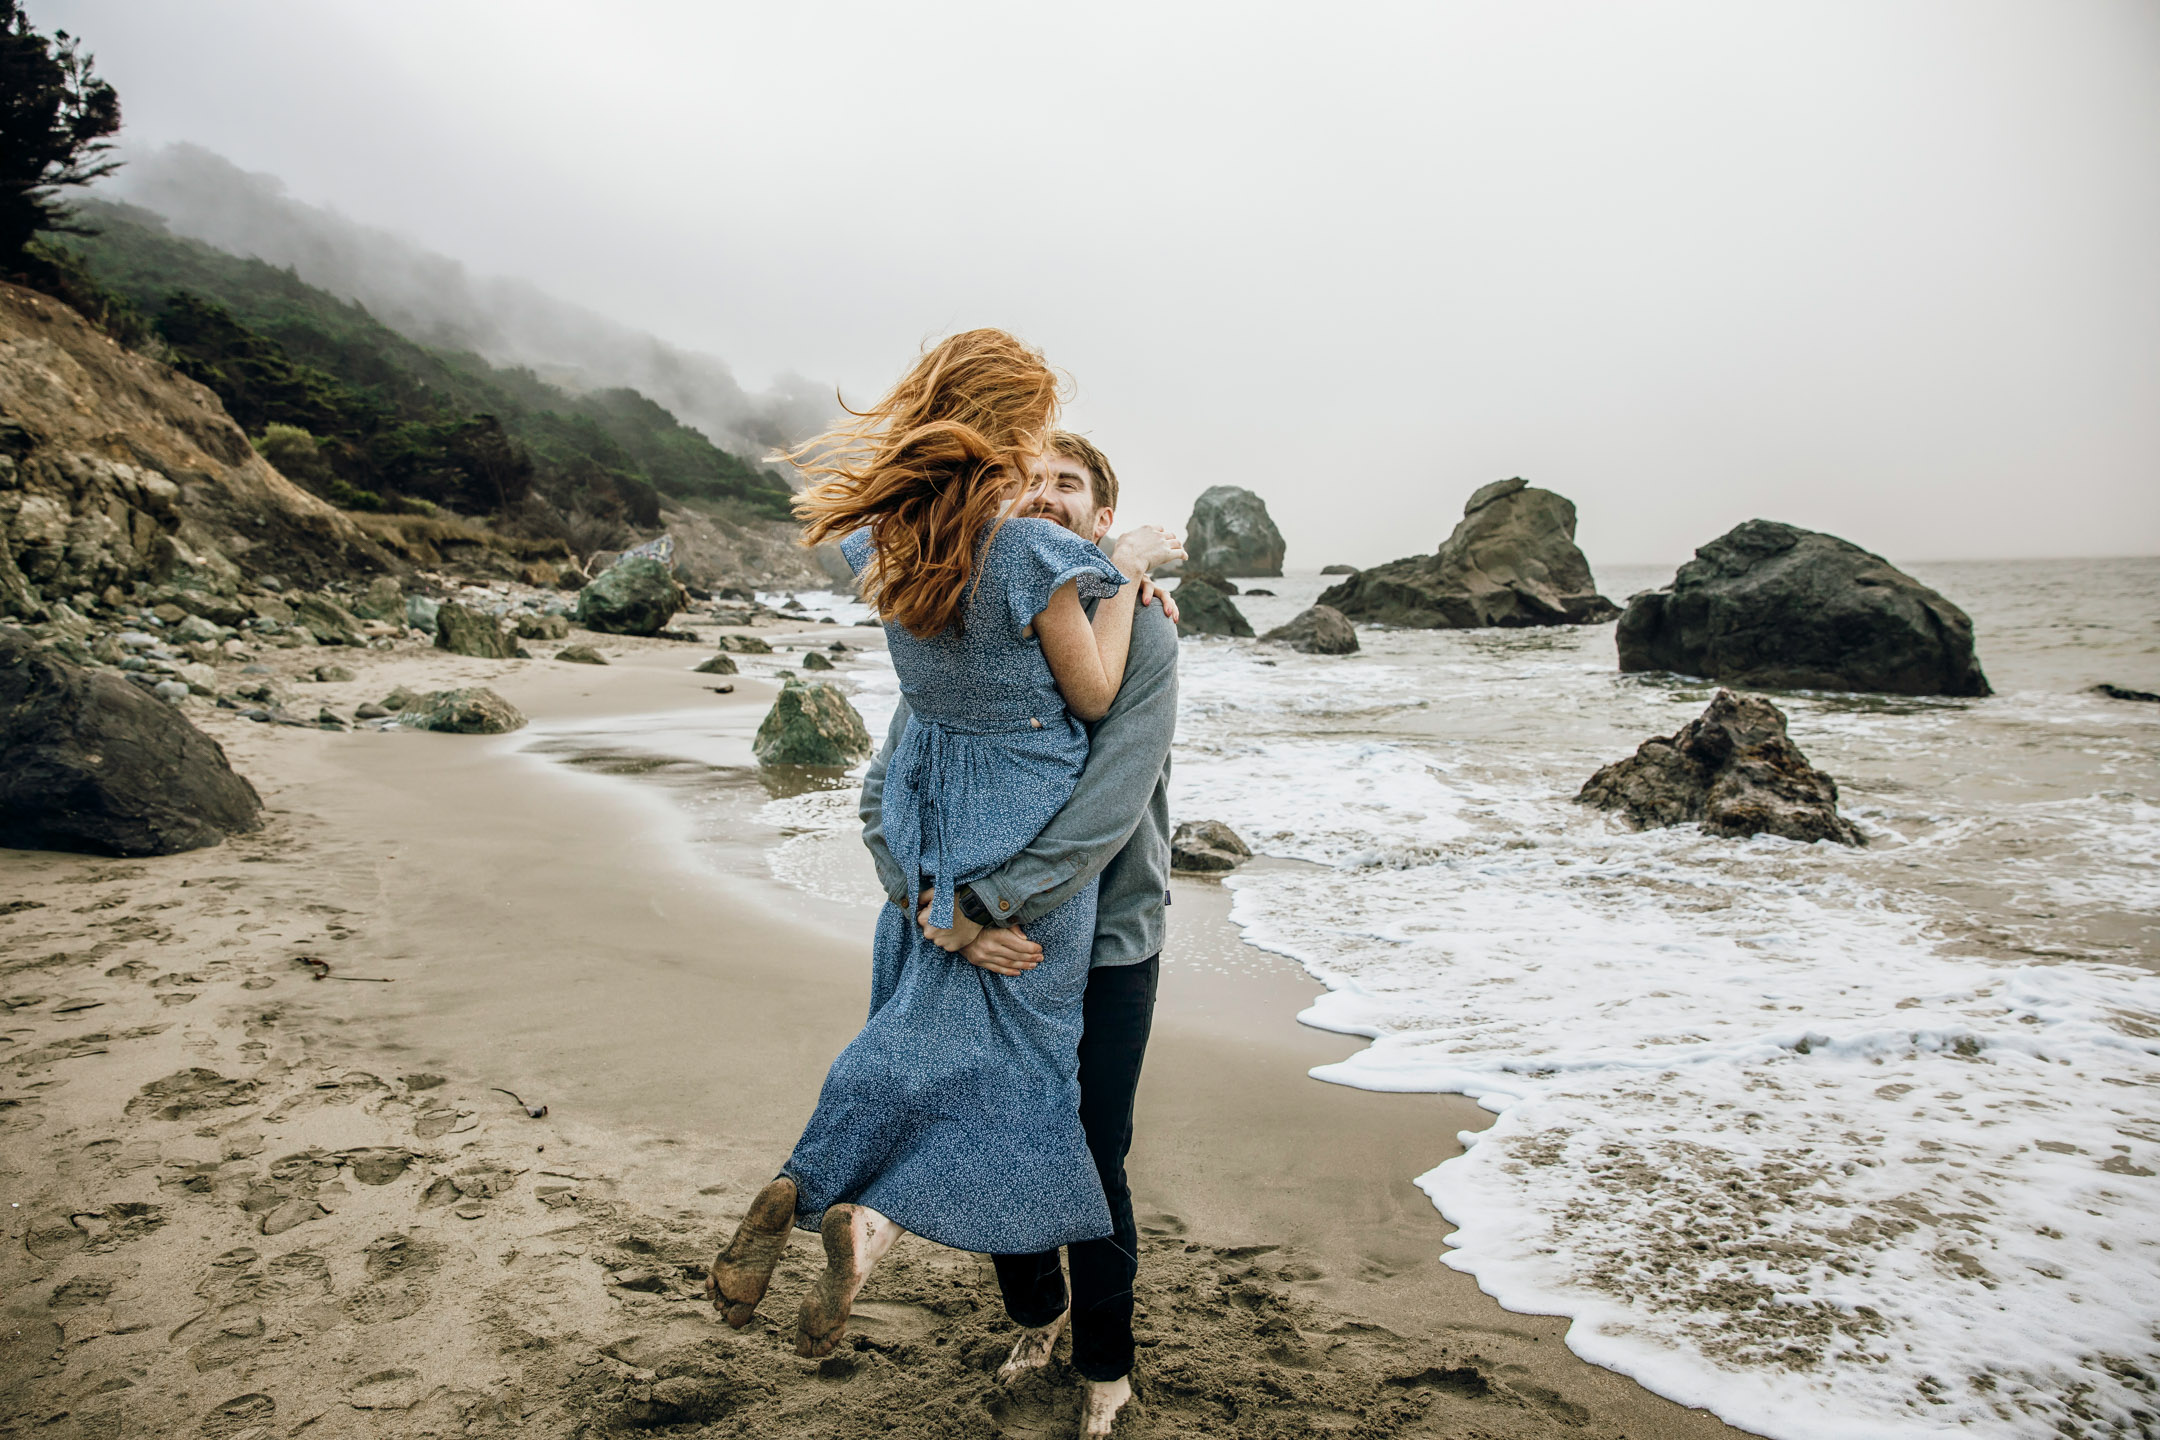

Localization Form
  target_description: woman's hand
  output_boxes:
[917,893,983,953]
[1110,525,1184,578]
[1136,577,1180,624]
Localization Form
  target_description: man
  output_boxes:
[859,432,1178,1438]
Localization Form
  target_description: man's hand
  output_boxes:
[958,924,1044,977]
[1137,577,1179,625]
[917,889,983,952]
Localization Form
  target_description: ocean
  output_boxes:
[531,556,2160,1439]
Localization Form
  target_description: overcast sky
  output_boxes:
[39,0,2160,565]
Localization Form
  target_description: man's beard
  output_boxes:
[1022,503,1093,539]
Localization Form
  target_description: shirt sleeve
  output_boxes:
[840,528,874,579]
[858,694,912,906]
[999,518,1126,642]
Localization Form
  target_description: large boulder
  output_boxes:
[287,591,364,646]
[0,629,261,855]
[1173,581,1253,639]
[573,556,686,636]
[1178,487,1285,577]
[753,677,871,766]
[434,600,517,659]
[396,687,525,734]
[1616,520,1990,696]
[1263,605,1358,654]
[1576,689,1859,845]
[1320,479,1617,629]
[348,576,405,622]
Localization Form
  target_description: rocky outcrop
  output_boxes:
[1263,605,1358,654]
[753,677,871,766]
[435,601,517,659]
[0,628,261,855]
[1576,689,1859,845]
[573,556,685,636]
[1174,582,1253,639]
[1176,487,1285,577]
[396,687,526,734]
[1320,479,1616,629]
[0,282,393,621]
[287,591,363,646]
[1616,520,1990,696]
[1170,820,1252,873]
[2095,683,2158,703]
[1319,564,1358,575]
[1180,569,1238,596]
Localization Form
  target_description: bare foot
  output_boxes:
[705,1175,796,1328]
[795,1203,903,1357]
[1081,1376,1133,1437]
[995,1308,1069,1383]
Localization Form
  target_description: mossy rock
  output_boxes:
[397,687,525,734]
[435,601,516,659]
[693,653,738,675]
[753,677,870,766]
[573,556,686,637]
[713,633,773,654]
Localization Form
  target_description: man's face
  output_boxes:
[1015,453,1112,543]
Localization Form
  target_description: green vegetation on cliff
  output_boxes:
[53,200,795,528]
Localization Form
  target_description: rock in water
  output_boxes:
[0,630,262,855]
[800,649,835,671]
[1179,487,1285,576]
[1320,478,1617,629]
[1173,582,1254,639]
[753,677,871,766]
[1180,569,1239,596]
[573,556,686,636]
[1263,605,1358,654]
[1576,689,1860,845]
[1616,520,1989,696]
[396,687,526,734]
[554,644,607,665]
[1319,563,1359,575]
[2094,683,2159,703]
[434,601,516,659]
[693,654,738,675]
[1170,820,1252,872]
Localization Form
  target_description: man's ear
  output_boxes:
[1091,506,1115,543]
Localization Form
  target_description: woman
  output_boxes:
[705,329,1182,1358]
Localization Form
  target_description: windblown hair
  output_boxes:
[1048,431,1118,513]
[791,329,1061,638]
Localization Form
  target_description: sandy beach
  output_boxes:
[1,621,1757,1439]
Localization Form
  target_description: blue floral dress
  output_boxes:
[780,517,1127,1254]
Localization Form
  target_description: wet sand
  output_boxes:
[0,627,1756,1438]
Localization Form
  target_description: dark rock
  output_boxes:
[1263,605,1358,654]
[1616,520,1990,696]
[1176,487,1285,576]
[554,644,608,665]
[692,654,738,675]
[1243,588,1274,597]
[574,556,687,636]
[753,677,872,766]
[1319,564,1359,575]
[1171,820,1253,873]
[1320,478,1617,629]
[713,633,773,654]
[1174,582,1254,639]
[2093,683,2159,703]
[0,630,262,856]
[1181,570,1239,596]
[514,612,571,641]
[354,702,391,720]
[1576,689,1860,845]
[286,592,365,646]
[434,601,516,659]
[800,650,835,671]
[396,687,526,735]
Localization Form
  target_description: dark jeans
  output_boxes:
[992,955,1159,1383]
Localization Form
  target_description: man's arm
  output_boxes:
[965,600,1178,927]
[859,696,912,906]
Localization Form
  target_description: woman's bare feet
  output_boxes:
[994,1309,1068,1383]
[1081,1376,1133,1436]
[795,1203,904,1357]
[705,1175,796,1328]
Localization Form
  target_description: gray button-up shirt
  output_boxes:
[859,593,1178,967]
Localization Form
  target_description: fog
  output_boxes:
[38,0,2160,566]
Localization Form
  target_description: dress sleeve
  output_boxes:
[840,528,874,579]
[998,518,1127,640]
